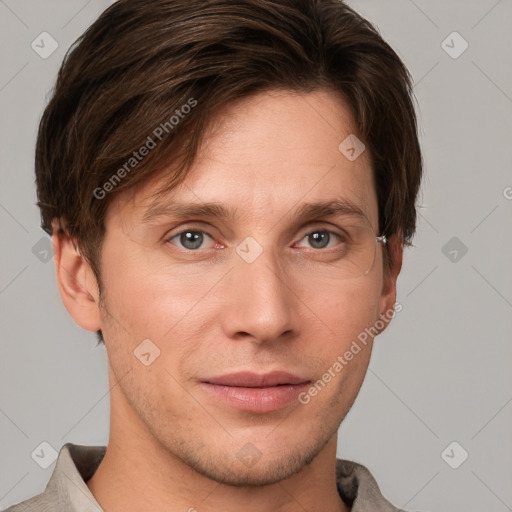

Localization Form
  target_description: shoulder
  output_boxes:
[2,492,53,512]
[2,443,106,512]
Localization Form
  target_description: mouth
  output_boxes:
[200,371,311,413]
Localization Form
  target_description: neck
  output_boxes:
[86,376,350,512]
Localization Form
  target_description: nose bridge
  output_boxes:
[222,241,295,343]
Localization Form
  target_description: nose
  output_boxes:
[221,245,295,345]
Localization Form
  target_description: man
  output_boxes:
[4,0,423,510]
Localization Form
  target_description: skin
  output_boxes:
[53,88,402,512]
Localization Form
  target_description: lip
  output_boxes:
[200,371,311,413]
[203,371,308,388]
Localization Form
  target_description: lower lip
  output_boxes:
[201,382,310,413]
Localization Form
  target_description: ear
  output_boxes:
[375,234,403,334]
[51,219,102,332]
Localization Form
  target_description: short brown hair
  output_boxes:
[36,0,423,341]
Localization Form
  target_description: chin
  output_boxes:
[167,430,332,487]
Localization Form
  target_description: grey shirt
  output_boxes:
[3,443,406,511]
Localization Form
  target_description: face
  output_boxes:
[77,89,399,485]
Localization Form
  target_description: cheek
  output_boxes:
[98,252,222,401]
[302,279,380,386]
[99,244,217,339]
[316,278,381,336]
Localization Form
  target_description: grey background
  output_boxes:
[1,1,511,510]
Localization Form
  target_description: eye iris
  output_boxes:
[309,231,330,249]
[180,231,203,250]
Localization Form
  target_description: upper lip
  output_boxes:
[202,371,310,388]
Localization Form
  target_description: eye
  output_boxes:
[294,229,345,250]
[165,227,348,253]
[167,229,216,251]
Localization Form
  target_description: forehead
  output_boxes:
[107,88,378,229]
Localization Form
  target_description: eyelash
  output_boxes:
[164,225,346,252]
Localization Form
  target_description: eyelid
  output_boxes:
[166,226,216,243]
[165,220,347,237]
[301,221,349,235]
[164,220,217,237]
[296,220,352,241]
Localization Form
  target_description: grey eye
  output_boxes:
[170,230,213,250]
[307,231,332,249]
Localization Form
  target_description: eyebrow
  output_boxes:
[141,198,367,225]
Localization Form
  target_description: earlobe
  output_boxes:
[51,219,102,332]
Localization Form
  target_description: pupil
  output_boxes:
[309,231,329,249]
[181,231,203,250]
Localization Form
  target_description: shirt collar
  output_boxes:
[44,443,105,511]
[336,458,404,511]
